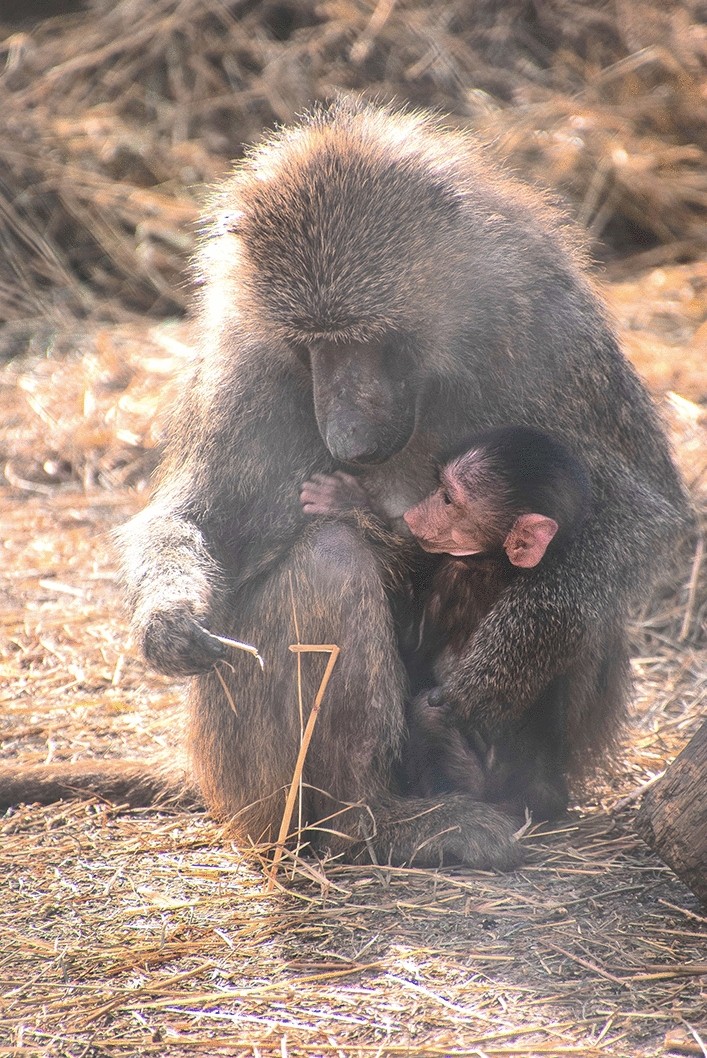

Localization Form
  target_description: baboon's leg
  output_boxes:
[188,522,405,837]
[189,523,522,869]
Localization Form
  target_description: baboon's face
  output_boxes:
[403,485,492,557]
[307,337,417,465]
[403,453,504,557]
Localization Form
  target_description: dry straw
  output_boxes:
[0,316,704,1056]
[1,0,706,324]
[0,1,706,1053]
[266,642,340,893]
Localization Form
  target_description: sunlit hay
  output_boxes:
[1,0,705,324]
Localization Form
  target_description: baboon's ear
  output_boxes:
[504,514,558,568]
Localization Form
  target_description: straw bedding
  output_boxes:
[1,1,706,1054]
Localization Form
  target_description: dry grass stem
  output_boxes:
[213,663,239,716]
[199,625,265,670]
[679,534,705,642]
[266,644,341,894]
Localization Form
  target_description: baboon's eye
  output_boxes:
[442,490,452,505]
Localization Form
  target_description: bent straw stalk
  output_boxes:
[266,644,340,893]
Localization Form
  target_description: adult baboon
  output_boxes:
[5,102,693,869]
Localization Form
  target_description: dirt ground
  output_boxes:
[0,260,705,1058]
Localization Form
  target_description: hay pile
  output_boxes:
[1,0,706,323]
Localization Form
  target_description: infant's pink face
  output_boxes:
[403,466,492,557]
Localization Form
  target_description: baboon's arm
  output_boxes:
[438,457,693,737]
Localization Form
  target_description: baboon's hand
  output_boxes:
[421,688,492,768]
[426,685,447,710]
[428,684,510,742]
[141,606,226,677]
[300,471,370,516]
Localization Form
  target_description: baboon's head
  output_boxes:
[209,101,473,465]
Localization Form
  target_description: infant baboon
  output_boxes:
[301,425,596,818]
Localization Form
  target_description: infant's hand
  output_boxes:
[300,471,369,516]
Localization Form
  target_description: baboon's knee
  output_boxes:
[308,522,382,589]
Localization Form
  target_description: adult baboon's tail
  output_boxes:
[0,760,201,810]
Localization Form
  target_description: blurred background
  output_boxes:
[0,0,706,323]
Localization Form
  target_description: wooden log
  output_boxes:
[635,719,707,906]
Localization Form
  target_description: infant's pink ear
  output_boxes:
[504,514,558,568]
